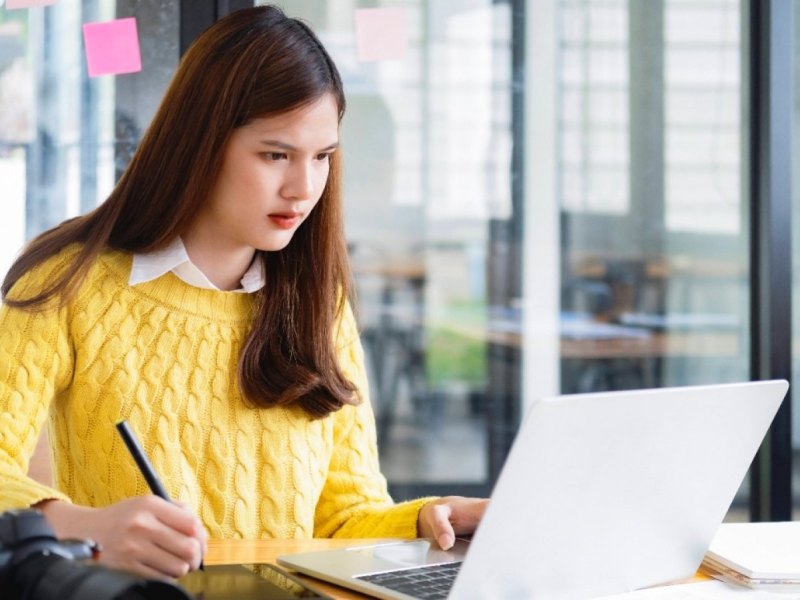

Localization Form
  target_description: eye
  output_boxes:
[316,152,332,162]
[261,152,287,161]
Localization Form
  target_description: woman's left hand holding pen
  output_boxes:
[35,496,208,580]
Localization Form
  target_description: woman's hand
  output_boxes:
[417,496,489,550]
[36,496,207,580]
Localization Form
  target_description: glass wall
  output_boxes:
[537,0,750,516]
[272,0,754,503]
[261,1,517,494]
[0,0,178,277]
[557,0,746,392]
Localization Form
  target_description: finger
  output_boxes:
[198,526,209,556]
[152,529,203,570]
[99,540,191,581]
[152,498,204,538]
[127,508,203,569]
[172,500,209,555]
[131,564,175,582]
[450,498,490,534]
[138,541,195,579]
[148,498,207,558]
[429,505,455,550]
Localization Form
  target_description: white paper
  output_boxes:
[706,522,800,578]
[596,580,795,599]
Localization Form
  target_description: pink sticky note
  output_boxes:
[5,0,57,8]
[354,8,407,62]
[83,17,142,78]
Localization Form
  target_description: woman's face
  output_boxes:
[189,94,340,256]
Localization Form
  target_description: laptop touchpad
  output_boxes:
[348,540,467,568]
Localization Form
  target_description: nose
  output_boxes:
[281,160,315,201]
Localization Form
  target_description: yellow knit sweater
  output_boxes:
[0,245,429,539]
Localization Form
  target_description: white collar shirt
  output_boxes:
[129,237,265,293]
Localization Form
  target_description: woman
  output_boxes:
[0,5,486,580]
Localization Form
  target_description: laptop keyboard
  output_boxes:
[355,561,462,599]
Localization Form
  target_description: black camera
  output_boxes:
[0,508,192,600]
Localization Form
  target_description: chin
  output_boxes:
[255,236,295,253]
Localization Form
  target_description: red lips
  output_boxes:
[268,213,301,229]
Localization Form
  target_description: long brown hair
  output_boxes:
[1,6,357,418]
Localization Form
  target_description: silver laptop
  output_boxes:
[278,380,788,600]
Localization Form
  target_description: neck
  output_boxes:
[181,233,255,291]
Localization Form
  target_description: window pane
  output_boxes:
[556,0,749,519]
[0,1,179,276]
[258,1,517,493]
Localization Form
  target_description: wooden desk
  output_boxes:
[441,320,741,359]
[560,331,741,359]
[206,538,390,599]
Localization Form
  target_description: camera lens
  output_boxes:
[12,553,193,600]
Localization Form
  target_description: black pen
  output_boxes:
[116,419,205,570]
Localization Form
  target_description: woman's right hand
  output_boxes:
[36,496,207,580]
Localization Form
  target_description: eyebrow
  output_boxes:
[259,140,339,152]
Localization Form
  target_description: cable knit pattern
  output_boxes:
[0,245,431,540]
